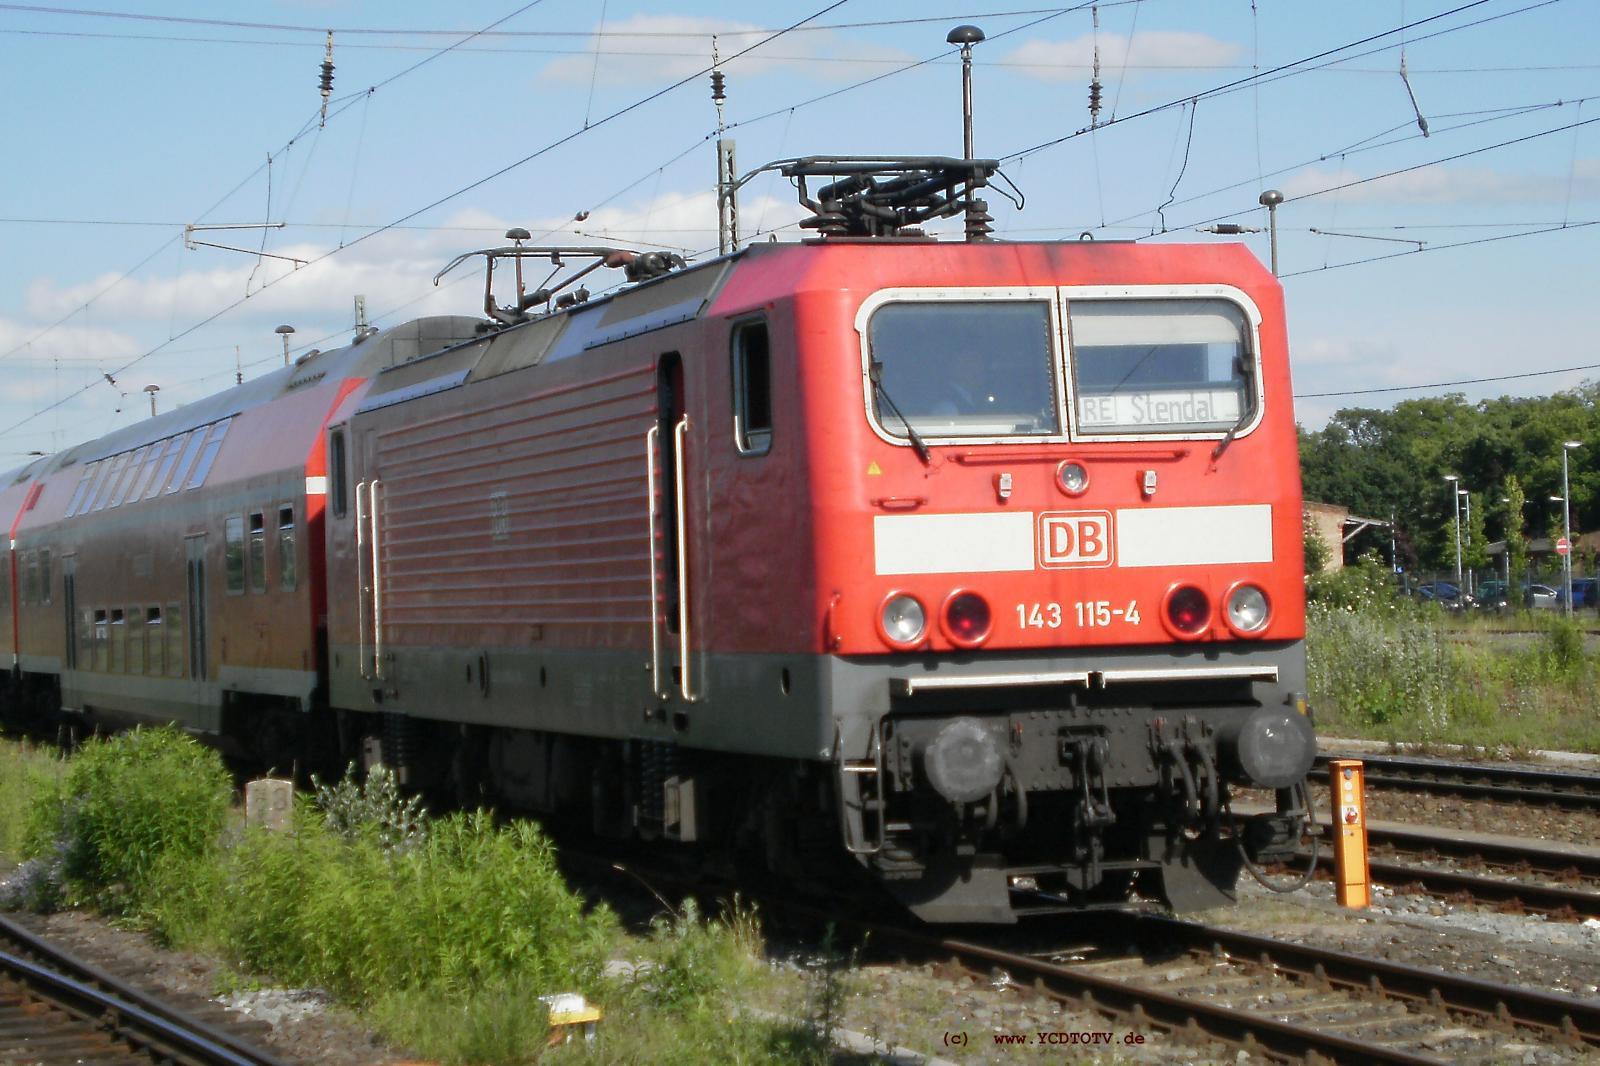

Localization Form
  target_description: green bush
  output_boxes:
[147,808,615,1004]
[22,727,231,913]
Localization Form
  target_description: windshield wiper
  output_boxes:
[1211,357,1255,461]
[869,358,930,465]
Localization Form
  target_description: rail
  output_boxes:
[0,912,290,1066]
[1314,752,1600,811]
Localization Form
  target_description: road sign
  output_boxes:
[1557,537,1571,556]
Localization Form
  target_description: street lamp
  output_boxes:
[1444,474,1462,593]
[1561,440,1582,614]
[1458,488,1473,596]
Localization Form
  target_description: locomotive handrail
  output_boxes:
[1096,665,1278,685]
[645,425,666,699]
[673,416,693,702]
[890,670,1091,696]
[356,480,370,681]
[369,479,385,681]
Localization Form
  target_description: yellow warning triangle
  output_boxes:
[866,461,882,476]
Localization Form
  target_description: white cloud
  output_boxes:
[999,32,1244,82]
[20,191,805,330]
[1280,159,1600,206]
[537,14,915,87]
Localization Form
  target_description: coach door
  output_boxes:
[61,555,77,670]
[648,353,697,702]
[354,432,383,683]
[185,534,208,683]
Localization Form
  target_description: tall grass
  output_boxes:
[0,739,65,862]
[1308,561,1600,752]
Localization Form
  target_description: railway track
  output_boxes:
[1305,823,1600,921]
[1313,752,1600,811]
[872,911,1600,1064]
[581,850,1600,1065]
[0,912,289,1066]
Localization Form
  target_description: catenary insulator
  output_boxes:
[710,70,726,104]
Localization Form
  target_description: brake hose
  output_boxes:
[1228,777,1319,894]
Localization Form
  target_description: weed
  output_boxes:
[311,762,427,854]
[371,980,550,1066]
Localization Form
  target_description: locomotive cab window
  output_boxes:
[731,320,772,455]
[1067,298,1256,437]
[866,299,1059,440]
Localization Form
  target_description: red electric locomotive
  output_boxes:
[2,157,1315,922]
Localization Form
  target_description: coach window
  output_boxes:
[109,609,125,673]
[90,453,129,513]
[185,417,232,490]
[21,551,35,605]
[110,446,148,507]
[38,549,50,606]
[278,505,297,591]
[128,607,145,675]
[731,320,773,456]
[65,461,99,517]
[224,515,246,595]
[149,434,187,499]
[130,443,164,501]
[146,607,164,676]
[1066,298,1256,438]
[166,602,184,677]
[248,511,267,593]
[92,610,108,671]
[166,430,207,495]
[330,430,349,519]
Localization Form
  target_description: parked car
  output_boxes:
[1416,582,1474,609]
[1555,578,1598,608]
[1476,581,1558,610]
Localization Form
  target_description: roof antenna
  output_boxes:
[1088,5,1103,128]
[319,32,335,128]
[946,24,991,241]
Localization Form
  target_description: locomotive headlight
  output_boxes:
[879,594,927,648]
[1056,460,1089,496]
[1225,583,1271,635]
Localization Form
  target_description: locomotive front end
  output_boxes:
[812,242,1313,922]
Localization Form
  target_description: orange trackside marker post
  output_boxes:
[1329,758,1370,908]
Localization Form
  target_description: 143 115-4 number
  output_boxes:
[1015,600,1141,629]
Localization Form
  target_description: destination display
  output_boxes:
[1075,387,1242,430]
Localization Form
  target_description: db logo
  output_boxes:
[1038,511,1114,569]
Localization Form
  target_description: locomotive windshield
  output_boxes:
[1067,299,1252,436]
[867,300,1059,438]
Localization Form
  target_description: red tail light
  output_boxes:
[1165,586,1210,637]
[942,591,992,647]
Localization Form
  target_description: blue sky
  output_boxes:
[1,0,1595,462]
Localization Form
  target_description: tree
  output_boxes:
[1463,491,1489,576]
[1504,475,1528,586]
[1303,510,1332,574]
